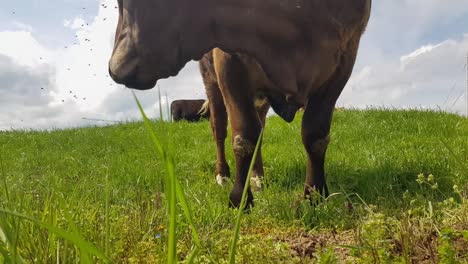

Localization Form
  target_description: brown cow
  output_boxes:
[171,99,210,122]
[109,0,372,208]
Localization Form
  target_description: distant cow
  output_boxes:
[170,99,210,122]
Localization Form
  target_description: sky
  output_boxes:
[0,0,467,130]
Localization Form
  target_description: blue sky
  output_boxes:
[0,0,99,47]
[0,0,467,130]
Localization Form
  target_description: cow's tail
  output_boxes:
[198,99,210,116]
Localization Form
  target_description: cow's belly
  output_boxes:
[237,53,274,92]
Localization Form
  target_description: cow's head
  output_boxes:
[108,0,204,89]
[107,0,300,97]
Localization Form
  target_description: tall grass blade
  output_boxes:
[0,219,24,263]
[134,93,176,263]
[228,130,264,264]
[175,180,201,248]
[105,173,110,258]
[167,158,177,264]
[158,86,164,122]
[0,209,108,262]
[165,91,170,122]
[440,139,467,170]
[133,93,165,156]
[134,92,202,263]
[0,244,14,264]
[0,153,19,262]
[185,246,200,264]
[12,220,20,264]
[0,153,10,203]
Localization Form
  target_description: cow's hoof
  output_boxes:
[250,176,263,192]
[229,187,254,210]
[216,174,230,186]
[304,184,329,205]
[229,193,254,211]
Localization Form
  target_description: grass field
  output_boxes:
[0,109,467,263]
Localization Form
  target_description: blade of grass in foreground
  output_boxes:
[0,153,9,203]
[133,92,200,263]
[228,130,264,264]
[133,92,176,263]
[105,173,110,258]
[0,216,24,263]
[0,209,108,262]
[0,154,21,263]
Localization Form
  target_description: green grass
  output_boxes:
[0,109,467,263]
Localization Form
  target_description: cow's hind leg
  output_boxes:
[200,52,230,185]
[302,51,358,202]
[251,100,270,192]
[214,49,261,209]
[207,86,230,185]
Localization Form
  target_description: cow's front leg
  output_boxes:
[301,50,358,202]
[213,49,261,209]
[301,101,334,200]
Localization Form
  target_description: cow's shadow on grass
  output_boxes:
[264,159,457,207]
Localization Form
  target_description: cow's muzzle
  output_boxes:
[108,66,156,90]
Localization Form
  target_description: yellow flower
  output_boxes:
[427,174,435,183]
[416,173,425,184]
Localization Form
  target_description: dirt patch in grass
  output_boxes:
[453,236,468,260]
[242,227,358,261]
[279,230,355,260]
[245,225,467,263]
[396,231,439,264]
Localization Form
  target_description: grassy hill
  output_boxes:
[0,109,467,263]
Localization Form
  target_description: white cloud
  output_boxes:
[0,31,54,67]
[0,53,82,130]
[339,34,468,114]
[0,0,206,130]
[355,1,468,70]
[400,44,439,67]
[11,21,33,32]
[54,0,205,115]
[63,18,86,30]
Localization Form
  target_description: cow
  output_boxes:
[170,99,210,122]
[109,0,372,208]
